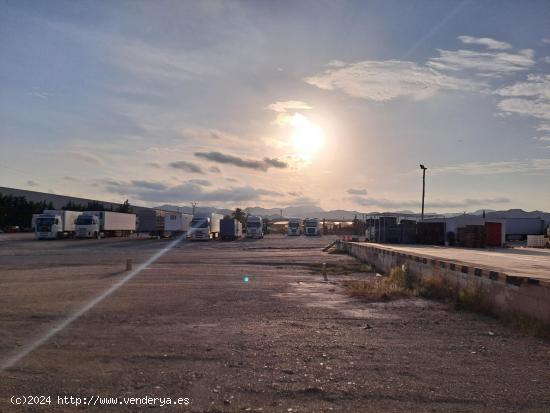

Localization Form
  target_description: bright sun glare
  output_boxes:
[289,113,324,161]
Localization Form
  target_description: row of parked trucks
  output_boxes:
[288,217,321,236]
[32,209,268,240]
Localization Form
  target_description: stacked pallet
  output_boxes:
[457,225,486,248]
[527,235,549,248]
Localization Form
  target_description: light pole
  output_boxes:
[419,164,427,220]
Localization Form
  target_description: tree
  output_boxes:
[62,201,86,211]
[86,201,105,211]
[232,208,246,225]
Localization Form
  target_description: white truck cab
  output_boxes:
[35,210,82,239]
[75,213,101,238]
[287,217,302,236]
[246,215,264,239]
[304,218,321,236]
[189,213,222,241]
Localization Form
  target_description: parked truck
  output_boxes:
[164,211,193,235]
[35,210,82,239]
[220,217,243,241]
[304,217,321,236]
[75,211,136,238]
[287,217,302,236]
[137,209,166,236]
[246,215,264,239]
[189,212,223,241]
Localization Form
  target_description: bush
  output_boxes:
[456,284,493,315]
[417,276,458,301]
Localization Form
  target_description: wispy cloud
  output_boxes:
[493,74,550,141]
[169,160,204,174]
[306,60,482,101]
[64,151,103,165]
[427,48,535,75]
[430,159,550,175]
[347,188,367,195]
[194,151,288,171]
[267,100,312,113]
[458,35,512,50]
[103,179,281,203]
[306,36,535,102]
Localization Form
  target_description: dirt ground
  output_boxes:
[1,234,549,412]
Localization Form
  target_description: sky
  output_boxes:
[1,0,549,213]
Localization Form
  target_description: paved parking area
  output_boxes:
[1,234,549,412]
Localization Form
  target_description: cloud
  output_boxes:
[63,176,78,181]
[427,48,535,75]
[64,151,102,165]
[103,179,282,203]
[494,74,550,100]
[188,179,211,186]
[349,195,510,209]
[290,196,319,205]
[130,180,167,190]
[263,157,288,169]
[147,162,161,168]
[347,188,367,195]
[497,98,550,121]
[430,158,550,175]
[169,160,204,174]
[493,75,550,127]
[306,60,481,101]
[458,35,512,50]
[209,166,221,173]
[194,151,288,171]
[27,180,38,186]
[267,100,312,113]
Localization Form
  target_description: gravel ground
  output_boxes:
[0,234,549,412]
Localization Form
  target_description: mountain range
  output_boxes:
[155,204,550,222]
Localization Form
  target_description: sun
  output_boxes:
[289,113,325,161]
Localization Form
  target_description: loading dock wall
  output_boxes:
[339,241,550,324]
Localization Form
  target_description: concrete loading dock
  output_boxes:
[341,242,550,323]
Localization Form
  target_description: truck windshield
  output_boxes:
[36,217,54,230]
[247,222,261,228]
[75,217,94,225]
[289,222,300,228]
[191,218,209,228]
[305,221,317,227]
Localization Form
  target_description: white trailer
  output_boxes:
[189,212,223,241]
[164,211,193,234]
[304,218,321,236]
[287,217,302,236]
[35,210,82,239]
[246,215,264,239]
[75,211,136,238]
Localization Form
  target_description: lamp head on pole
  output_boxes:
[419,164,427,170]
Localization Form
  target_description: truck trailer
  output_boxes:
[220,217,243,240]
[137,209,166,236]
[75,211,136,238]
[246,215,264,238]
[35,210,82,239]
[164,211,193,235]
[189,212,223,241]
